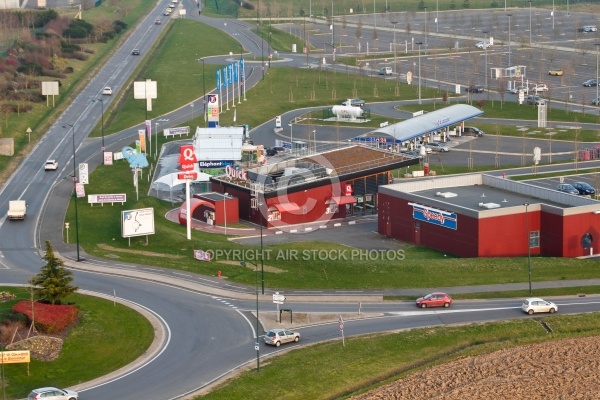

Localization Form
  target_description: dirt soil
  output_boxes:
[349,335,600,400]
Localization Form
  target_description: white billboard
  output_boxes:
[121,208,155,238]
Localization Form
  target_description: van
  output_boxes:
[378,67,393,76]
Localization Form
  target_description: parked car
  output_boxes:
[415,143,432,154]
[461,126,484,137]
[522,298,558,315]
[572,181,596,196]
[44,159,58,171]
[155,18,162,25]
[342,98,365,107]
[548,68,563,76]
[404,150,423,159]
[578,25,597,32]
[27,387,78,400]
[465,84,484,93]
[532,83,548,92]
[416,292,452,308]
[592,97,600,105]
[428,142,450,152]
[131,48,141,55]
[526,95,545,105]
[378,66,393,75]
[264,329,300,346]
[556,183,579,194]
[510,85,528,94]
[266,146,285,156]
[582,79,598,87]
[102,86,113,95]
[475,41,491,49]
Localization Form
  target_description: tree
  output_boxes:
[32,241,78,305]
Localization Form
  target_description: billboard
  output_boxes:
[121,208,155,238]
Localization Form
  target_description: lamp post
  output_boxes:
[507,14,512,67]
[201,58,207,126]
[523,203,532,295]
[288,123,293,154]
[391,21,398,74]
[258,201,264,294]
[416,41,423,104]
[552,0,555,30]
[312,129,316,152]
[240,259,260,371]
[63,123,80,262]
[224,192,228,235]
[99,98,104,151]
[528,1,532,45]
[595,43,600,105]
[424,7,428,53]
[260,31,265,80]
[483,30,489,100]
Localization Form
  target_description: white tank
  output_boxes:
[332,105,364,118]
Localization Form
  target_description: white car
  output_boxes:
[102,86,113,95]
[415,143,432,154]
[532,83,548,92]
[510,86,528,94]
[27,387,78,400]
[522,298,558,315]
[475,41,491,49]
[44,159,58,171]
[428,142,450,152]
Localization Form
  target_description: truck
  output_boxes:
[7,200,27,220]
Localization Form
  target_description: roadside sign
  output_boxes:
[338,315,344,331]
[273,292,285,304]
[178,172,198,180]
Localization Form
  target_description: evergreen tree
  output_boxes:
[32,241,78,305]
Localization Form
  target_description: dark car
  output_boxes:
[557,183,580,195]
[266,146,285,156]
[465,84,484,93]
[572,182,596,196]
[582,79,598,87]
[416,292,453,308]
[462,126,484,137]
[132,48,141,55]
[342,98,365,107]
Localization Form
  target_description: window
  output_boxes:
[529,231,540,248]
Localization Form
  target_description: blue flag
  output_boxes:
[228,64,233,85]
[222,67,227,88]
[240,59,245,82]
[216,69,221,89]
[233,61,239,82]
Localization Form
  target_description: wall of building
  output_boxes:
[561,212,600,257]
[478,212,540,257]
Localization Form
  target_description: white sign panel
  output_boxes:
[133,80,158,99]
[121,208,155,238]
[79,163,89,184]
[272,292,285,304]
[41,81,59,96]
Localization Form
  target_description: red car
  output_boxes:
[416,292,452,308]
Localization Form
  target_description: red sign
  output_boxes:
[345,183,353,196]
[179,145,197,171]
[178,172,198,180]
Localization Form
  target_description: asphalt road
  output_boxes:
[2,2,600,399]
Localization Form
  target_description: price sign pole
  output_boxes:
[339,315,345,347]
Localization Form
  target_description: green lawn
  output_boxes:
[0,287,153,400]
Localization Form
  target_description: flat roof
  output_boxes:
[356,104,484,143]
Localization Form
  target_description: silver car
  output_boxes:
[264,329,300,347]
[428,142,450,152]
[28,387,78,400]
[522,298,558,315]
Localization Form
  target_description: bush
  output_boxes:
[12,301,79,334]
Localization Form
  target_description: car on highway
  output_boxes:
[416,292,452,308]
[510,85,528,94]
[556,183,579,194]
[521,298,557,315]
[582,79,598,87]
[168,2,176,7]
[342,98,365,107]
[465,84,484,93]
[462,126,484,137]
[102,86,113,95]
[572,181,596,196]
[266,146,285,156]
[131,48,140,55]
[475,41,491,49]
[155,18,162,25]
[264,329,300,346]
[27,387,78,400]
[427,142,450,152]
[578,25,597,32]
[164,9,171,15]
[526,95,545,105]
[548,68,563,76]
[44,159,57,171]
[532,83,548,92]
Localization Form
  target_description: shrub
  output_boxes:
[12,301,79,333]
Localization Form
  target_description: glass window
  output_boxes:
[530,231,540,248]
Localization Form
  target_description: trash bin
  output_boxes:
[424,163,429,175]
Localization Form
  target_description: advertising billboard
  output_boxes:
[121,208,155,238]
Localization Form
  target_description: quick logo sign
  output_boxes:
[409,203,457,230]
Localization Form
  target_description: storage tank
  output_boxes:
[332,105,364,119]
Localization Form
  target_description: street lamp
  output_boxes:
[507,14,512,67]
[190,102,194,120]
[223,192,228,235]
[523,202,532,295]
[200,58,207,127]
[63,123,80,262]
[595,43,600,104]
[416,41,423,104]
[483,30,489,100]
[424,7,428,53]
[240,259,260,371]
[312,129,316,152]
[528,1,532,45]
[155,122,159,158]
[288,123,293,154]
[391,21,398,74]
[260,31,265,80]
[258,201,264,294]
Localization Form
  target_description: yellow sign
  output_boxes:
[1,350,31,364]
